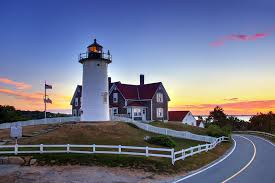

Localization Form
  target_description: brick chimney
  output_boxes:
[140,74,144,85]
[108,77,111,87]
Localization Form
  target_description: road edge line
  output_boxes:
[221,135,257,183]
[248,135,275,147]
[173,138,236,183]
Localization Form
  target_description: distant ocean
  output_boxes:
[195,115,252,122]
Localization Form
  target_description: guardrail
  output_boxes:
[0,136,228,165]
[0,117,80,129]
[233,131,275,138]
[112,116,217,143]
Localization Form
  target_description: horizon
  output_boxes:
[1,0,275,115]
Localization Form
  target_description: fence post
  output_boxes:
[40,144,43,153]
[171,148,175,165]
[198,145,201,153]
[118,145,121,154]
[146,124,149,131]
[165,129,168,135]
[146,146,149,157]
[182,150,185,160]
[93,144,96,153]
[67,144,70,153]
[15,144,18,155]
[206,144,209,152]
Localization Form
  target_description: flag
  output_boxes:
[45,84,52,89]
[44,98,52,104]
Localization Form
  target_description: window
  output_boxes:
[102,92,108,104]
[156,108,163,118]
[73,109,77,116]
[127,108,131,117]
[156,93,163,103]
[75,98,78,106]
[133,108,142,116]
[113,93,118,103]
[113,108,118,115]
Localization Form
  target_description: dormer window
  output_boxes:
[75,98,78,106]
[113,93,118,103]
[156,93,163,103]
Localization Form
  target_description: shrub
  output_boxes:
[146,135,176,148]
[206,124,227,137]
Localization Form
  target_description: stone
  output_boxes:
[50,160,56,164]
[0,157,9,164]
[8,156,25,165]
[30,159,37,165]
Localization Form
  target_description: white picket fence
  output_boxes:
[0,117,80,129]
[0,136,228,164]
[112,116,217,143]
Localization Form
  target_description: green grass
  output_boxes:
[0,122,232,174]
[150,121,208,135]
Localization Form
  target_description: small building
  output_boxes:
[71,74,170,122]
[168,111,204,128]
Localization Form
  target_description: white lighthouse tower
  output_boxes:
[79,39,112,121]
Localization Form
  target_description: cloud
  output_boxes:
[170,99,275,115]
[0,87,71,110]
[224,97,239,101]
[0,77,32,90]
[210,26,273,47]
[0,88,43,102]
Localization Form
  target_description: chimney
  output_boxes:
[108,77,111,87]
[140,74,144,85]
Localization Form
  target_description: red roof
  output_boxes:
[115,82,162,100]
[169,111,190,121]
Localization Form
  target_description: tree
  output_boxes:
[206,106,228,127]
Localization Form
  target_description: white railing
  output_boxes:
[0,117,80,129]
[0,136,228,165]
[112,116,217,143]
[173,136,229,163]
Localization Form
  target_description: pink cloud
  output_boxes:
[170,100,275,115]
[210,28,272,47]
[0,77,32,90]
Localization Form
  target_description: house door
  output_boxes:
[142,108,146,121]
[112,107,118,117]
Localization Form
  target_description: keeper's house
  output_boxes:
[71,75,170,122]
[169,111,205,128]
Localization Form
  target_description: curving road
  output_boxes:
[174,134,275,183]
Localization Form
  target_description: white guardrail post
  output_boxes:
[15,144,18,155]
[118,145,121,154]
[171,148,175,165]
[146,146,149,157]
[40,144,43,153]
[67,144,70,153]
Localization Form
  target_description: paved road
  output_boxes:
[174,134,275,183]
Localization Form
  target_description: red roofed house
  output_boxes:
[71,74,170,122]
[169,111,204,128]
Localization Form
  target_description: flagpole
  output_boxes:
[44,81,47,119]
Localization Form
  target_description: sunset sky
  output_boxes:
[0,0,275,115]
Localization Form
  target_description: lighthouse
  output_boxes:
[79,39,112,121]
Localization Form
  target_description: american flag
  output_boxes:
[44,98,52,104]
[45,84,52,89]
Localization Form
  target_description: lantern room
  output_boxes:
[87,39,103,53]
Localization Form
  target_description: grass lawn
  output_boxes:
[150,121,208,135]
[0,121,232,174]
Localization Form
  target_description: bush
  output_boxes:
[146,135,176,148]
[206,124,228,137]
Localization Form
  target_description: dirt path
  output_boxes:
[0,165,172,183]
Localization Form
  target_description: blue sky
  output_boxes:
[0,0,275,114]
